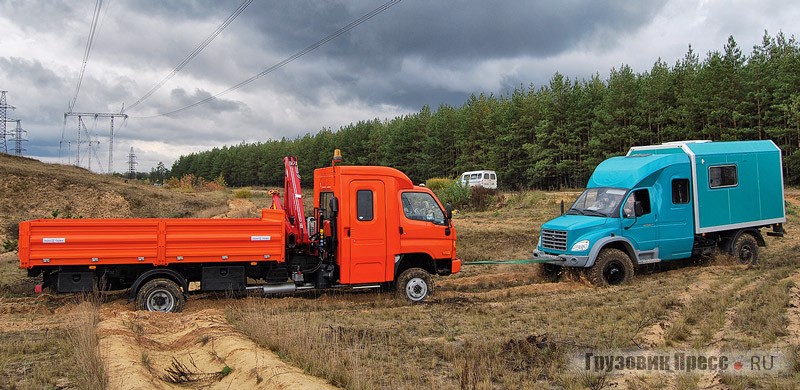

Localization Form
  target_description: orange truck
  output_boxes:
[18,151,461,312]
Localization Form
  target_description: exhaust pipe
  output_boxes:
[246,283,297,295]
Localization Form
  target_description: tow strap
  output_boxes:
[462,259,552,266]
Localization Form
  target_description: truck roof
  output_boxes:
[316,165,415,190]
[587,153,689,189]
[625,139,785,233]
[628,139,780,157]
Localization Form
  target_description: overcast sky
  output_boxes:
[1,0,798,173]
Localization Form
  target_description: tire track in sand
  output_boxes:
[97,303,338,390]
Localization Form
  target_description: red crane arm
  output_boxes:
[282,156,308,247]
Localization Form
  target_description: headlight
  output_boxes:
[571,240,590,252]
[536,234,542,247]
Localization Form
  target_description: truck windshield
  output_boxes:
[567,187,627,218]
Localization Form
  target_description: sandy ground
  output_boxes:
[97,300,337,390]
[90,192,322,389]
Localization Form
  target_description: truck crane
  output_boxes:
[18,151,461,312]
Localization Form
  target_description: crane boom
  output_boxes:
[271,156,308,247]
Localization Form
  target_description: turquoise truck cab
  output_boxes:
[533,140,786,286]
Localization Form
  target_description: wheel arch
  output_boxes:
[586,237,636,267]
[394,253,435,280]
[725,228,766,252]
[128,268,189,301]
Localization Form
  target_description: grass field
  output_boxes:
[0,155,798,389]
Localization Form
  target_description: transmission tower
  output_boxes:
[127,147,137,178]
[64,112,127,172]
[12,120,27,156]
[1,91,17,154]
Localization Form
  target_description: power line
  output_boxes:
[135,0,402,119]
[125,0,254,112]
[69,0,104,112]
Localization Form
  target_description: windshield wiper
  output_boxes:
[566,208,584,215]
[582,209,608,217]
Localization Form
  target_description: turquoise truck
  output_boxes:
[532,140,786,286]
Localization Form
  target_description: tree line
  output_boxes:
[170,32,800,189]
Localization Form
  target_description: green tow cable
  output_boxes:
[462,259,553,265]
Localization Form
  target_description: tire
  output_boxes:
[537,263,562,282]
[135,278,186,313]
[588,249,634,287]
[732,233,759,265]
[395,268,433,303]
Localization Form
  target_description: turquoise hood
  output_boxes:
[542,215,608,231]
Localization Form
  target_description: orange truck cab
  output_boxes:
[18,153,460,312]
[313,165,460,294]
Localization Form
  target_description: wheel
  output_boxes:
[537,263,562,282]
[395,268,433,303]
[135,278,185,313]
[732,233,759,265]
[588,249,634,287]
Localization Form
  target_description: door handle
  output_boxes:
[345,227,350,237]
[399,227,404,235]
[445,227,451,236]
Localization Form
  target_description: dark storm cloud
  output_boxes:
[246,1,666,63]
[132,0,230,19]
[228,0,667,108]
[56,0,667,113]
[168,88,245,114]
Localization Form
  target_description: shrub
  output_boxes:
[166,174,227,192]
[469,187,497,211]
[2,239,17,253]
[425,177,455,192]
[233,188,253,198]
[436,181,471,210]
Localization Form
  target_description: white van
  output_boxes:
[460,170,497,189]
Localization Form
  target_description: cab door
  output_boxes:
[621,188,659,261]
[345,180,387,284]
[399,191,453,263]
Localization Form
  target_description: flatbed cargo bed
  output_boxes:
[19,209,286,269]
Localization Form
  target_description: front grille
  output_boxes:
[541,229,567,251]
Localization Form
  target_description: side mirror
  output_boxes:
[445,203,453,220]
[329,197,339,214]
[634,201,644,217]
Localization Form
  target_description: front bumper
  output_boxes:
[532,249,589,267]
[436,258,462,275]
[451,258,462,274]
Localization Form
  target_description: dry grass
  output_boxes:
[227,271,716,389]
[0,328,73,389]
[227,189,800,389]
[68,300,107,390]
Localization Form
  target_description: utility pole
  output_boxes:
[12,120,27,156]
[64,112,127,172]
[1,91,16,154]
[127,147,137,179]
